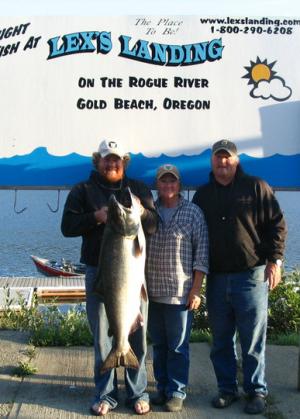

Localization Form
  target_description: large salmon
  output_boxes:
[94,187,147,373]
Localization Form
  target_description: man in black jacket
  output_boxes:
[193,139,287,415]
[61,139,157,416]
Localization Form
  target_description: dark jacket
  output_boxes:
[61,170,158,266]
[192,166,287,273]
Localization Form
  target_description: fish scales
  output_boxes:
[94,188,146,373]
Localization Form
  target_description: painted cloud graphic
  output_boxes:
[251,77,292,101]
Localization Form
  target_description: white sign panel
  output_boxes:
[0,16,299,188]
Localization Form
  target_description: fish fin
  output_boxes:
[134,226,146,256]
[129,312,144,335]
[141,283,148,302]
[100,346,139,374]
[133,236,143,256]
[122,347,140,369]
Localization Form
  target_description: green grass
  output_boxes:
[0,291,93,347]
[267,333,299,346]
[13,361,38,377]
[190,330,300,347]
[0,284,299,348]
[24,345,36,358]
[190,329,212,343]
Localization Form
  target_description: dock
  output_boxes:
[0,276,85,310]
[0,276,85,288]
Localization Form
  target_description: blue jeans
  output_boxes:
[148,301,193,400]
[206,266,268,397]
[85,266,149,409]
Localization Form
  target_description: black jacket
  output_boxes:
[61,170,158,266]
[192,166,287,273]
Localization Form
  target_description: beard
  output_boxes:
[102,168,124,183]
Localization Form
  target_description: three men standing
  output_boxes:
[61,137,287,416]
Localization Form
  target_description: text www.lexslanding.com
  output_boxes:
[200,16,300,35]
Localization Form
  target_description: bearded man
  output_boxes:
[61,139,157,416]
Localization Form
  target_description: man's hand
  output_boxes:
[187,270,205,311]
[265,262,281,290]
[132,195,145,216]
[94,206,108,224]
[186,289,201,311]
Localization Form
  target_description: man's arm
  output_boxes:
[61,185,100,237]
[259,180,287,290]
[130,180,158,235]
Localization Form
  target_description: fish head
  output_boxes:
[107,188,140,237]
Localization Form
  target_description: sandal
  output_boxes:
[134,399,151,415]
[90,401,111,416]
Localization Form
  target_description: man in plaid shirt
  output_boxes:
[146,164,209,412]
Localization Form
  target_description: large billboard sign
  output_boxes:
[0,16,299,188]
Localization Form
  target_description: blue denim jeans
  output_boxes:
[85,265,149,409]
[206,266,268,397]
[148,301,193,400]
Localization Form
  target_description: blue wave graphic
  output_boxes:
[0,147,299,188]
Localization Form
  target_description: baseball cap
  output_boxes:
[212,139,238,157]
[156,164,180,180]
[98,139,127,159]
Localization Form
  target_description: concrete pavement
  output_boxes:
[0,330,299,418]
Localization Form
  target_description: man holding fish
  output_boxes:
[61,139,157,416]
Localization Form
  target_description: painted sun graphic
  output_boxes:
[243,57,277,85]
[242,57,292,102]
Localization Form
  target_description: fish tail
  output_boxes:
[122,347,140,369]
[100,346,139,374]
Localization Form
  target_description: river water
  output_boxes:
[0,190,299,277]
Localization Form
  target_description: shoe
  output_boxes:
[211,392,239,408]
[244,394,266,415]
[165,397,183,412]
[151,393,167,406]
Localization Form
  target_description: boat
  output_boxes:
[30,255,86,277]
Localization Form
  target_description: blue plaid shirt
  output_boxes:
[146,197,209,298]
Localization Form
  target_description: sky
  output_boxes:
[1,0,300,17]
